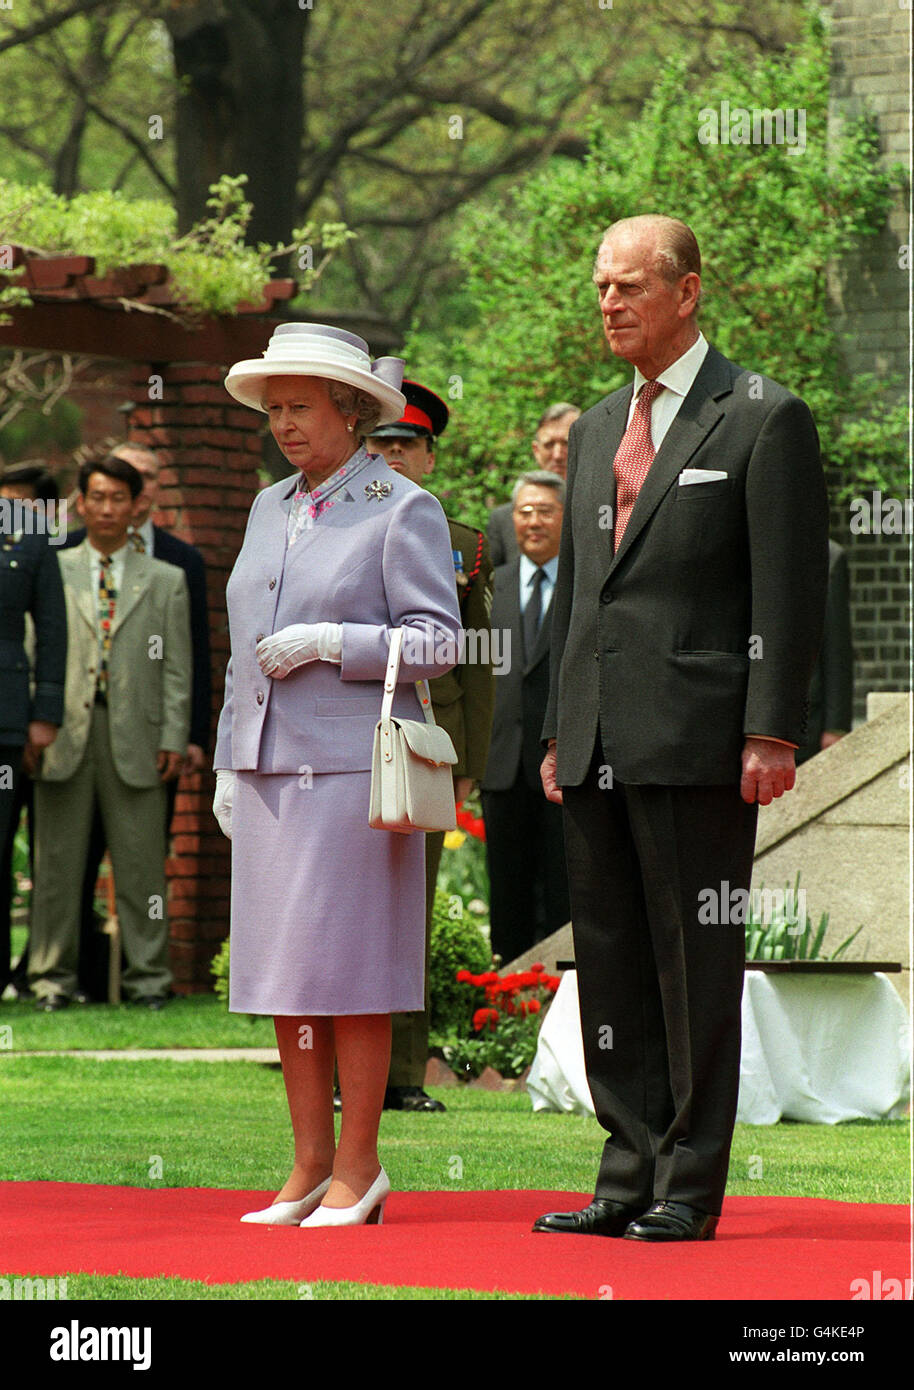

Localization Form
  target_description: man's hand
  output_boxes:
[182,743,207,775]
[157,750,184,782]
[740,737,796,805]
[540,741,563,805]
[22,720,57,775]
[454,776,475,805]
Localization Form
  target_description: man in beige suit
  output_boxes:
[29,455,191,1009]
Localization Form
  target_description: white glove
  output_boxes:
[213,769,235,839]
[256,622,342,679]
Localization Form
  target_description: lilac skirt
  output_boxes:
[228,769,425,1015]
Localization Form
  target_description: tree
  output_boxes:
[0,0,807,339]
[404,19,906,525]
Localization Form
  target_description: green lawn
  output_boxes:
[0,992,276,1050]
[2,994,909,1301]
[1,1053,907,1202]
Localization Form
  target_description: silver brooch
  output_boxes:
[365,480,393,502]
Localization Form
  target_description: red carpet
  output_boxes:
[0,1184,907,1299]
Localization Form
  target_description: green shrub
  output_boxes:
[428,889,491,1036]
[209,938,230,1004]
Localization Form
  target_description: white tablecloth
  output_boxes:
[526,970,911,1124]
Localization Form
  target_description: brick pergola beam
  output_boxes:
[0,300,289,365]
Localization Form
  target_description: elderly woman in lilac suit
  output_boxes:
[213,324,460,1227]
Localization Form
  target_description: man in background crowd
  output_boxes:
[0,462,66,999]
[66,443,210,996]
[487,403,580,565]
[29,454,191,1010]
[366,381,494,1112]
[481,471,569,964]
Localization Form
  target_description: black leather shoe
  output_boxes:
[624,1200,718,1242]
[35,994,69,1012]
[532,1199,643,1237]
[383,1086,446,1113]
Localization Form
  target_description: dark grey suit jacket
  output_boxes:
[487,503,518,567]
[481,558,553,791]
[797,540,853,763]
[543,345,829,786]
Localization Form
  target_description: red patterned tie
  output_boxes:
[613,379,665,547]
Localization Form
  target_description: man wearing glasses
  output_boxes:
[487,404,580,566]
[481,472,570,963]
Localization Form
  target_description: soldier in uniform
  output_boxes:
[366,381,495,1112]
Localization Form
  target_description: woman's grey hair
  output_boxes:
[511,470,566,507]
[325,380,384,438]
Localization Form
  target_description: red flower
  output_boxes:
[528,998,542,1014]
[455,804,487,841]
[473,1007,498,1032]
[455,970,473,983]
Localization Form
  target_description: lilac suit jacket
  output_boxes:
[213,457,461,774]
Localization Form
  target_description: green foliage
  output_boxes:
[744,875,865,962]
[0,397,83,465]
[428,889,491,1036]
[436,831,489,918]
[444,1018,539,1082]
[0,174,352,319]
[407,19,907,526]
[209,938,230,1005]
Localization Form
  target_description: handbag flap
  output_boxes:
[392,718,458,767]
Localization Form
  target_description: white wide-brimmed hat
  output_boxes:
[224,323,406,424]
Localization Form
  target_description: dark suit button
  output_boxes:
[256,633,265,643]
[600,590,613,604]
[592,650,599,660]
[256,691,264,706]
[268,578,277,591]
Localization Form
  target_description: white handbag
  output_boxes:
[369,627,458,834]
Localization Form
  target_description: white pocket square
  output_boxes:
[678,468,729,486]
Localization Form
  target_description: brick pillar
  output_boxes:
[126,362,263,990]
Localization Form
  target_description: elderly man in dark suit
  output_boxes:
[481,471,569,964]
[534,214,828,1242]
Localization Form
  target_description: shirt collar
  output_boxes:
[634,331,708,399]
[87,538,129,560]
[519,551,559,586]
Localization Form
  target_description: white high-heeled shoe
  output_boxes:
[240,1177,331,1225]
[299,1168,391,1228]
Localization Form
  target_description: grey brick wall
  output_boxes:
[824,0,911,723]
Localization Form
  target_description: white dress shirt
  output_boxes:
[518,552,559,626]
[628,332,709,447]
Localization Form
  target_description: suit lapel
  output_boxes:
[578,391,629,576]
[110,547,151,637]
[63,542,101,636]
[607,349,732,576]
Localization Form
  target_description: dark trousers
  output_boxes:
[388,830,443,1088]
[482,771,570,965]
[0,745,25,991]
[561,752,758,1216]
